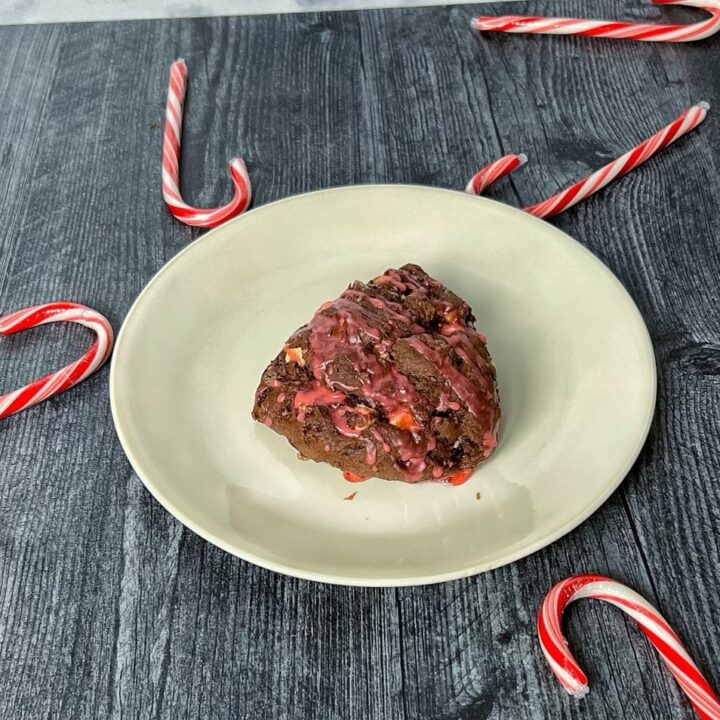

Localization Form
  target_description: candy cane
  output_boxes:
[0,302,113,420]
[466,103,709,219]
[526,102,708,219]
[472,0,720,43]
[464,153,527,195]
[538,575,720,720]
[162,59,252,228]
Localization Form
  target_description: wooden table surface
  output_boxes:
[1,2,719,718]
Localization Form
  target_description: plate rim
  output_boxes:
[110,183,657,586]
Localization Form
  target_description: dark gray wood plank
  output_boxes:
[0,2,718,718]
[0,25,65,298]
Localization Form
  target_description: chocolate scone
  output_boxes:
[252,264,499,484]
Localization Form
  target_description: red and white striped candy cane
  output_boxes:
[0,302,113,420]
[162,59,252,228]
[538,575,720,720]
[466,103,709,219]
[465,153,527,195]
[525,102,708,219]
[472,0,720,43]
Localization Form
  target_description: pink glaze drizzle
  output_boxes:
[271,266,499,483]
[344,286,424,333]
[440,322,465,336]
[308,290,425,422]
[294,383,347,409]
[307,287,447,482]
[364,439,378,465]
[437,393,462,412]
[448,469,474,485]
[328,406,364,438]
[373,273,407,291]
[407,336,488,418]
[483,428,499,457]
[371,427,391,454]
[446,333,493,396]
[343,471,368,483]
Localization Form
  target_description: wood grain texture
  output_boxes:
[0,2,718,718]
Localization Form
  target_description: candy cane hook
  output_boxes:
[162,59,252,228]
[0,302,113,420]
[465,153,527,195]
[538,575,720,720]
[472,0,720,44]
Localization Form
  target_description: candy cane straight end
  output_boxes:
[170,58,187,78]
[524,102,709,220]
[162,59,253,228]
[0,302,114,421]
[538,574,720,719]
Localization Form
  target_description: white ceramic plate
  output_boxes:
[110,185,656,586]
